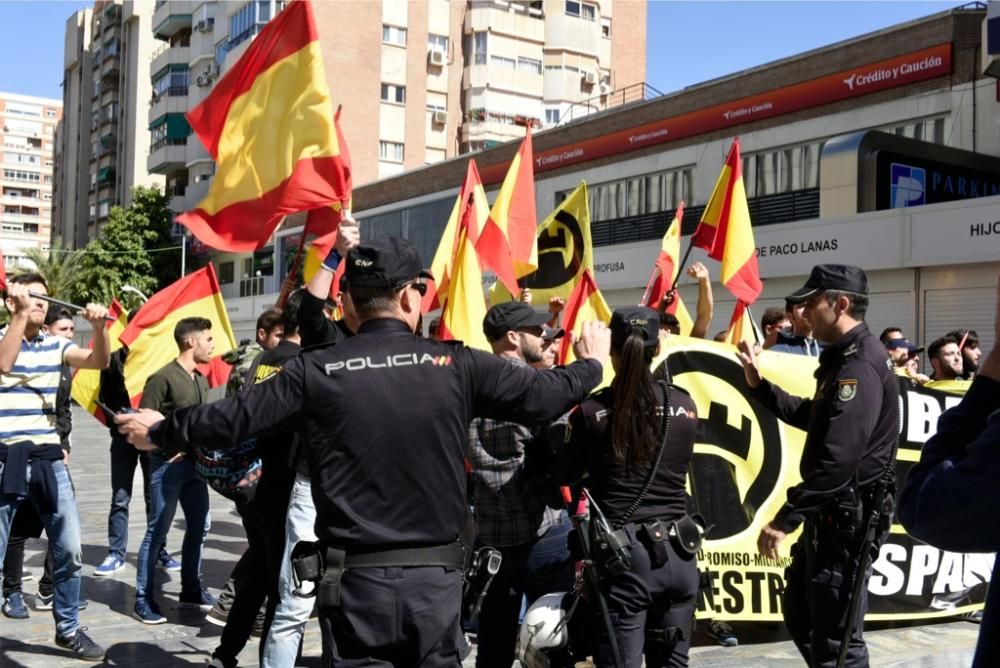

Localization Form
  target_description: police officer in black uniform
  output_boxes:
[737,265,898,668]
[116,237,611,668]
[556,307,700,668]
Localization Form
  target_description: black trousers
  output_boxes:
[211,471,292,667]
[595,526,699,668]
[319,565,467,667]
[783,520,883,668]
[3,486,52,598]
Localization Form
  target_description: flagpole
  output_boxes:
[744,303,762,345]
[27,292,116,322]
[667,241,696,295]
[277,238,307,308]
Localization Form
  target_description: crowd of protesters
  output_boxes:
[0,217,993,668]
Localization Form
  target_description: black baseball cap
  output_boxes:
[610,306,660,350]
[345,237,432,289]
[786,264,869,304]
[886,339,924,356]
[483,302,551,342]
[542,325,565,341]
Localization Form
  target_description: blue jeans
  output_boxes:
[476,512,575,668]
[262,474,317,668]
[135,455,210,607]
[0,460,83,637]
[108,434,158,560]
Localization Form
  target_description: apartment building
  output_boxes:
[147,0,646,295]
[0,93,60,271]
[54,0,163,250]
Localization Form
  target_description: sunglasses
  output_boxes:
[403,281,427,297]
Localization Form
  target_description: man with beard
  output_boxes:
[946,329,981,380]
[466,302,575,668]
[928,336,965,381]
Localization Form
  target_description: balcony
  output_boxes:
[148,139,188,174]
[149,88,189,120]
[153,0,193,41]
[151,43,190,76]
[103,3,122,23]
[467,1,544,41]
[100,57,120,81]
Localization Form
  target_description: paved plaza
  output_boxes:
[0,407,983,666]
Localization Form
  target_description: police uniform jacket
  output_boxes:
[148,318,603,551]
[751,323,898,532]
[557,383,699,526]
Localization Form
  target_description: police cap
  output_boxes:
[610,306,660,350]
[346,237,433,288]
[483,302,551,342]
[786,264,869,304]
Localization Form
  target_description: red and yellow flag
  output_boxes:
[723,301,760,347]
[0,242,6,291]
[489,181,593,307]
[477,128,537,294]
[438,162,491,351]
[71,300,126,425]
[120,265,237,406]
[303,105,353,241]
[177,0,349,251]
[641,205,694,335]
[690,139,762,304]
[423,161,488,313]
[558,269,614,387]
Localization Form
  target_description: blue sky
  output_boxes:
[0,1,956,101]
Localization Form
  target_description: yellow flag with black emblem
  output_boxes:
[489,182,593,306]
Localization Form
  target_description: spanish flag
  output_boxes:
[120,265,237,406]
[438,162,491,351]
[558,269,614,387]
[303,105,354,244]
[0,243,6,291]
[476,128,537,295]
[723,301,760,346]
[177,0,349,252]
[641,205,694,335]
[71,299,126,425]
[690,139,762,304]
[490,182,593,306]
[423,161,487,313]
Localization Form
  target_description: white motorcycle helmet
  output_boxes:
[518,592,575,667]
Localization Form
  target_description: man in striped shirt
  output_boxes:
[0,273,110,661]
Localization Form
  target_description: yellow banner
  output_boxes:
[656,336,985,622]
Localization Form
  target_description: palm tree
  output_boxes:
[21,241,84,302]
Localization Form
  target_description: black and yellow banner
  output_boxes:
[655,337,987,622]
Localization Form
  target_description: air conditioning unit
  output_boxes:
[599,83,611,95]
[428,49,445,67]
[196,75,209,87]
[582,71,597,85]
[432,110,448,125]
[195,20,206,32]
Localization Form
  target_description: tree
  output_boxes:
[21,241,83,303]
[75,186,181,308]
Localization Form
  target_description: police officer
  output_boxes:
[737,264,898,668]
[556,307,700,668]
[116,237,610,668]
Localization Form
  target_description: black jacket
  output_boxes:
[752,323,898,532]
[150,318,603,550]
[298,290,351,348]
[898,374,1000,668]
[99,347,131,437]
[557,383,699,526]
